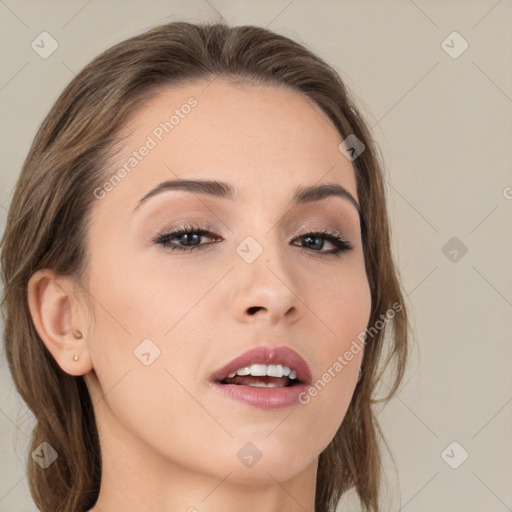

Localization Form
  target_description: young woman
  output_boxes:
[1,21,409,512]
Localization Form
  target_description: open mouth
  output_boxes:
[219,375,300,388]
[210,346,311,386]
[210,348,311,410]
[216,362,304,388]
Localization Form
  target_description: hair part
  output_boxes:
[1,21,409,512]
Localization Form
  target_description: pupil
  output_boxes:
[305,236,322,250]
[182,233,199,246]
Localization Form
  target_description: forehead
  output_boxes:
[97,79,358,213]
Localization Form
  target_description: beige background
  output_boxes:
[1,1,511,510]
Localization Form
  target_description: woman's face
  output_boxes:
[83,79,371,484]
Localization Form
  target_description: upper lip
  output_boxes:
[210,345,312,385]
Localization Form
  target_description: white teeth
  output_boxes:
[250,364,267,376]
[229,364,296,379]
[247,382,280,387]
[266,364,284,378]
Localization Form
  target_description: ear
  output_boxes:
[27,269,93,376]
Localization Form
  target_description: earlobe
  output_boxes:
[27,269,93,376]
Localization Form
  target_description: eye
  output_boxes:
[152,224,353,258]
[291,228,353,259]
[152,224,221,253]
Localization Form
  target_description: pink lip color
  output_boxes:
[209,345,312,410]
[210,380,311,410]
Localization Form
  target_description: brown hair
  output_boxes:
[0,21,409,512]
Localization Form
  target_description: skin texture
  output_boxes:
[28,80,372,512]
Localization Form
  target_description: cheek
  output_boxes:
[311,262,372,345]
[298,267,370,443]
[86,241,224,344]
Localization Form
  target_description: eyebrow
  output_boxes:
[133,179,360,214]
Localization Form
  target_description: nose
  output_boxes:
[230,242,302,327]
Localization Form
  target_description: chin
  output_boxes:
[217,441,318,485]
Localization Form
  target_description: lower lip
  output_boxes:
[210,381,310,410]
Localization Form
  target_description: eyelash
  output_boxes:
[152,223,353,259]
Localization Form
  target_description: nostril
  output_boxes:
[247,306,264,315]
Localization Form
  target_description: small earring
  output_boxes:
[73,354,80,361]
[72,329,83,339]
